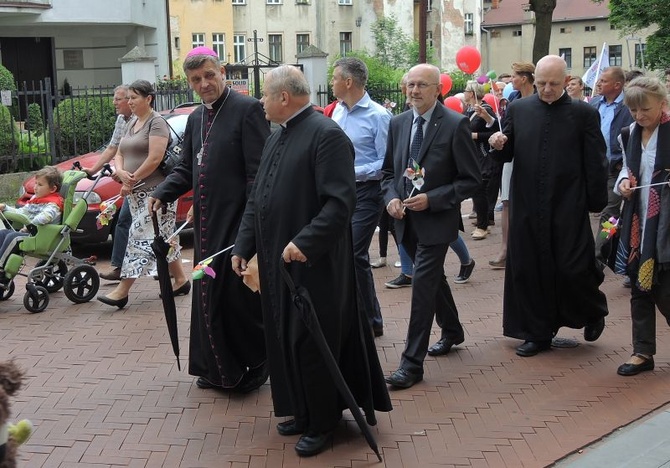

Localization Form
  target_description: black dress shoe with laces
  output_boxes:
[516,340,551,357]
[385,368,423,388]
[427,337,465,356]
[295,431,333,457]
[617,354,654,376]
[277,419,306,436]
[584,317,605,342]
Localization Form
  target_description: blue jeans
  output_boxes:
[400,233,471,277]
[110,199,131,268]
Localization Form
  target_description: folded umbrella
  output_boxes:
[150,211,181,371]
[279,259,382,462]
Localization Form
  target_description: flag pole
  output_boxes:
[590,42,608,98]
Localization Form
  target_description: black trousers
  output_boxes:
[399,214,464,374]
[630,269,670,356]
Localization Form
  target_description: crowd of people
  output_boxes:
[51,47,669,458]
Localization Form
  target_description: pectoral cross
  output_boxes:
[196,148,203,166]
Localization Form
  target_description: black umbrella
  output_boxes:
[279,260,382,462]
[150,210,181,371]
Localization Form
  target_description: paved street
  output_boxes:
[1,205,669,467]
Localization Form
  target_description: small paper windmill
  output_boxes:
[599,217,619,240]
[191,244,235,281]
[96,195,120,229]
[403,158,425,199]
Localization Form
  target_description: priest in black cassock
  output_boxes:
[151,47,270,392]
[232,65,392,458]
[489,55,610,358]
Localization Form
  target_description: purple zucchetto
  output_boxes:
[186,46,218,58]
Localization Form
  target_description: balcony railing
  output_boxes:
[0,0,51,9]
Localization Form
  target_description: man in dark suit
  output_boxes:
[381,63,481,389]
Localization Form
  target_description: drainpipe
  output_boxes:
[480,26,491,72]
[165,0,174,79]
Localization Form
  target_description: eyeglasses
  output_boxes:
[113,97,129,102]
[406,82,438,90]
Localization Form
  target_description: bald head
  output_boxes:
[406,63,442,114]
[534,55,570,104]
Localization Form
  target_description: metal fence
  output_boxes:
[1,80,405,174]
[0,79,195,174]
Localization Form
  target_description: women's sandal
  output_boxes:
[617,353,654,376]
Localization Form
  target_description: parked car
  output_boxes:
[16,103,198,244]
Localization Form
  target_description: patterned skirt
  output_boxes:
[122,185,180,279]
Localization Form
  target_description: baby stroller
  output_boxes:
[0,164,111,313]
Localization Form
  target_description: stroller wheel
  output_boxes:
[24,284,49,313]
[36,259,68,293]
[64,265,100,304]
[0,280,15,301]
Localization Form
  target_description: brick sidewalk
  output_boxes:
[1,209,669,467]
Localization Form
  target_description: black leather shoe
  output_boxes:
[277,419,305,436]
[516,340,551,357]
[385,368,423,388]
[427,337,465,356]
[97,295,128,309]
[617,354,654,376]
[195,377,222,389]
[294,432,333,457]
[160,281,192,299]
[454,259,475,284]
[584,317,605,342]
[234,364,269,394]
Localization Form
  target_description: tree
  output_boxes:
[598,0,669,70]
[529,0,557,64]
[370,15,413,70]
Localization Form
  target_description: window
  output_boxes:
[635,43,646,68]
[338,0,353,5]
[583,46,596,67]
[231,0,245,3]
[559,47,572,68]
[234,34,246,62]
[296,34,310,54]
[192,33,205,48]
[267,0,282,4]
[174,36,180,50]
[426,31,433,50]
[212,33,226,61]
[464,13,474,35]
[268,34,283,63]
[609,44,622,66]
[296,0,309,3]
[559,27,571,34]
[584,25,596,32]
[512,29,522,37]
[339,32,352,56]
[427,0,433,11]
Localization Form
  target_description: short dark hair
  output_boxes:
[35,166,62,192]
[333,57,368,88]
[128,79,155,108]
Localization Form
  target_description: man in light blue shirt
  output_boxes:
[331,57,391,337]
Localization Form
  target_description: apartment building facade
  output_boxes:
[482,0,654,77]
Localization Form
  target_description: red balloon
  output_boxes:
[482,93,498,112]
[439,73,453,95]
[444,96,464,114]
[456,46,482,74]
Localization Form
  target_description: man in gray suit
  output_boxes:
[381,63,481,388]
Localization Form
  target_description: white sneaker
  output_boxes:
[471,228,488,240]
[370,257,387,268]
[394,260,402,268]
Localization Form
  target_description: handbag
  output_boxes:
[160,118,184,176]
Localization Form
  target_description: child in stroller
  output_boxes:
[0,166,63,269]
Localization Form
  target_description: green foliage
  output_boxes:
[54,96,116,158]
[27,103,44,136]
[0,104,16,156]
[15,130,49,171]
[371,15,413,70]
[446,70,474,95]
[601,0,670,69]
[0,64,16,92]
[407,41,437,67]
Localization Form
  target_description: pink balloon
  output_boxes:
[439,73,453,95]
[476,75,488,84]
[456,46,482,74]
[444,96,464,114]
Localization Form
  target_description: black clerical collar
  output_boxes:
[284,104,314,129]
[203,87,231,110]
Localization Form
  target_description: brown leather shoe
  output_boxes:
[99,267,121,281]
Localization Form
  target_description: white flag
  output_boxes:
[582,43,609,89]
